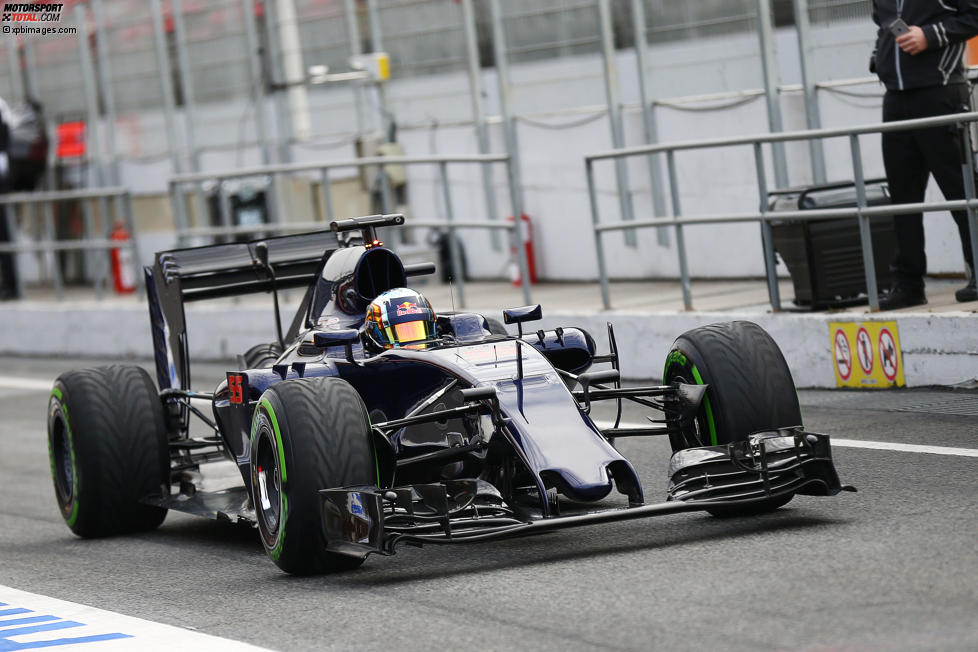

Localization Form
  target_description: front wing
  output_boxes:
[319,429,854,558]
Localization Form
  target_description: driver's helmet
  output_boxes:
[364,288,436,350]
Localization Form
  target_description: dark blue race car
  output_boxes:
[46,214,852,574]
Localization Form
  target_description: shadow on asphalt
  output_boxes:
[76,504,851,585]
[282,509,851,588]
[149,516,263,552]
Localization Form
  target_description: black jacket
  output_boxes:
[873,0,978,90]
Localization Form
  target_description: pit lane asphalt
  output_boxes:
[1,355,975,652]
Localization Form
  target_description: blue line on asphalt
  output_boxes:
[0,618,59,630]
[0,622,84,638]
[0,633,132,651]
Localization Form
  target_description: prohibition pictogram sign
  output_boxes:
[878,327,899,381]
[856,327,874,374]
[834,328,852,380]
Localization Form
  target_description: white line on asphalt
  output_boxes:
[829,438,978,458]
[0,377,54,391]
[0,584,269,651]
[599,422,978,458]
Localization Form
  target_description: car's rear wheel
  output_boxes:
[47,366,169,537]
[240,342,283,369]
[663,321,802,516]
[251,376,376,575]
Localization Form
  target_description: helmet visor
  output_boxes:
[393,320,430,344]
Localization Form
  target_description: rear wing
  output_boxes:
[146,230,340,398]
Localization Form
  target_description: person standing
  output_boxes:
[872,0,978,308]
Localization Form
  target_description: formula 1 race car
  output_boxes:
[46,214,852,574]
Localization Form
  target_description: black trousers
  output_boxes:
[882,83,976,288]
[0,203,16,295]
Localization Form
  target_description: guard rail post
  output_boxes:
[665,150,693,310]
[849,133,879,311]
[122,190,143,296]
[959,121,978,286]
[169,181,190,247]
[438,161,466,307]
[268,172,283,230]
[42,197,62,299]
[320,168,335,222]
[586,158,612,310]
[78,194,100,300]
[753,142,782,311]
[4,206,23,298]
[218,182,233,243]
[504,157,533,306]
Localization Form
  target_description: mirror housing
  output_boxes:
[404,262,436,277]
[502,304,542,325]
[502,304,542,337]
[313,329,360,349]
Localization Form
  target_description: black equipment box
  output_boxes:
[769,180,895,309]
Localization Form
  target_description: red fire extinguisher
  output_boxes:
[507,213,538,286]
[110,221,136,294]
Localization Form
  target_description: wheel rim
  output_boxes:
[669,372,709,449]
[50,415,74,506]
[254,426,281,536]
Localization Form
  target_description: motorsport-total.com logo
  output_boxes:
[2,2,63,23]
[1,2,72,36]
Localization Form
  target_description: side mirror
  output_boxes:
[404,262,436,277]
[313,328,360,365]
[502,304,542,337]
[502,304,542,325]
[313,329,360,349]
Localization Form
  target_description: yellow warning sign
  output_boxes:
[830,321,905,388]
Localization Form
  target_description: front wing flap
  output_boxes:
[667,428,853,503]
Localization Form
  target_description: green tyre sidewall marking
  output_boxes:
[252,396,289,561]
[664,349,718,447]
[48,385,80,527]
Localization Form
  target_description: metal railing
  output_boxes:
[0,187,141,301]
[585,111,978,312]
[168,153,532,308]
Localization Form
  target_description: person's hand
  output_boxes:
[896,25,928,55]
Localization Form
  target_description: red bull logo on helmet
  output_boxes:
[396,301,423,316]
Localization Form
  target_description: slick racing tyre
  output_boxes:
[251,377,376,575]
[47,366,169,537]
[240,342,283,369]
[663,321,802,516]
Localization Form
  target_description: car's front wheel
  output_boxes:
[663,321,802,516]
[251,376,376,574]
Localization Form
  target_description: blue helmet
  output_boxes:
[364,288,436,350]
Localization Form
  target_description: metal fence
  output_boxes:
[168,152,532,308]
[0,0,897,302]
[585,111,978,312]
[0,187,141,300]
